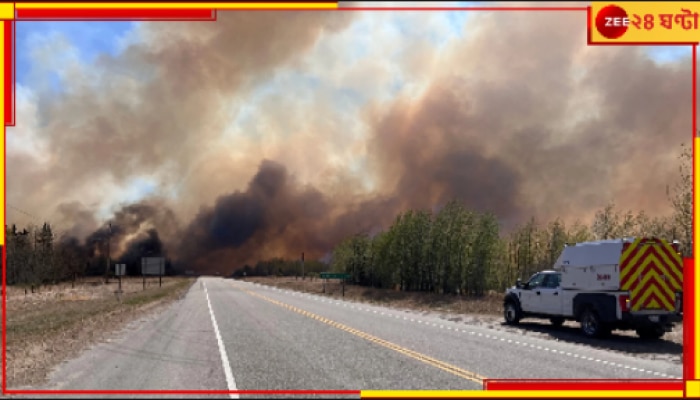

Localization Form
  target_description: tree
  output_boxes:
[567,219,594,243]
[546,219,567,267]
[591,202,621,240]
[669,142,692,256]
[370,230,395,289]
[469,213,500,296]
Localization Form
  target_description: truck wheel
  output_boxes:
[550,317,565,327]
[636,326,665,340]
[504,301,522,325]
[580,308,610,338]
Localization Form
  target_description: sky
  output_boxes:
[6,3,696,271]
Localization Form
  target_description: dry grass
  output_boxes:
[2,276,195,388]
[241,276,503,315]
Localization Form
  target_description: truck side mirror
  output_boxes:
[516,278,522,288]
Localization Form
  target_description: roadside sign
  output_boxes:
[115,264,126,276]
[141,257,165,276]
[320,272,350,280]
[320,272,349,297]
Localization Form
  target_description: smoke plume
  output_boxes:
[7,9,695,273]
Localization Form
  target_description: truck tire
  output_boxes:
[550,317,565,327]
[636,325,665,340]
[580,308,611,338]
[504,300,522,325]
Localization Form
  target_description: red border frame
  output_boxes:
[15,9,218,21]
[483,379,683,391]
[1,3,696,397]
[4,20,12,127]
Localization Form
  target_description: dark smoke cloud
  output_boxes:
[366,81,524,226]
[8,11,356,231]
[7,10,695,274]
[116,228,166,275]
[177,160,334,270]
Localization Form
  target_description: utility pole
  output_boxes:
[301,252,305,280]
[105,223,112,284]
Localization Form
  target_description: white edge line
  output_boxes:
[204,280,239,399]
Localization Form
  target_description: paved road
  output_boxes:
[27,277,682,397]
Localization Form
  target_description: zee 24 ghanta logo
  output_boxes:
[595,4,699,40]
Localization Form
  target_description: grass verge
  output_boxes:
[240,276,503,315]
[3,277,195,388]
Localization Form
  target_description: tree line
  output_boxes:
[4,144,692,294]
[5,223,176,291]
[328,143,692,295]
[230,257,327,278]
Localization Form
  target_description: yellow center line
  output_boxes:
[235,284,487,385]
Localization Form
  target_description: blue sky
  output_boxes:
[16,21,136,88]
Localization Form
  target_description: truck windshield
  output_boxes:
[527,273,546,288]
[543,273,561,288]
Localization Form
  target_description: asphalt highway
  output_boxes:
[27,277,683,397]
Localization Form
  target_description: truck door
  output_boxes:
[520,273,546,313]
[538,273,563,315]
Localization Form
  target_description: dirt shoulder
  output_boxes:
[241,276,684,365]
[3,277,195,389]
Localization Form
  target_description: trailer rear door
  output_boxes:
[619,237,683,313]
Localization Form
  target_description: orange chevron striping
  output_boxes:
[633,281,675,311]
[627,255,681,294]
[643,253,682,292]
[621,247,660,289]
[655,237,683,263]
[630,257,675,311]
[647,239,683,281]
[620,242,682,291]
[623,253,681,294]
[646,297,661,309]
[634,287,674,311]
[615,237,682,313]
[620,241,652,278]
[630,285,675,311]
[620,241,651,286]
[654,242,683,285]
[630,271,676,306]
[637,292,663,311]
[619,238,642,269]
[634,285,675,312]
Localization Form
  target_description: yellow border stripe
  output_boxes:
[695,137,700,380]
[0,3,14,20]
[687,380,700,398]
[15,3,337,9]
[360,390,683,398]
[0,22,4,246]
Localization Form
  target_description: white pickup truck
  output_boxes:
[503,237,683,339]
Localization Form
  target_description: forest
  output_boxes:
[5,144,693,295]
[324,143,691,295]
